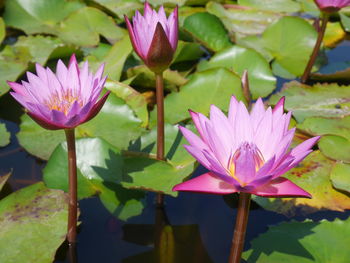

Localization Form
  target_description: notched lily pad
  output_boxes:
[0,123,10,147]
[253,151,350,216]
[330,162,350,194]
[0,182,68,263]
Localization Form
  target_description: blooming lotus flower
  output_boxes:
[124,2,178,73]
[173,97,320,197]
[314,0,350,13]
[7,54,109,130]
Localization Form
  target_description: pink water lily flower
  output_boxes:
[314,0,350,12]
[173,97,320,197]
[124,2,178,73]
[7,54,109,130]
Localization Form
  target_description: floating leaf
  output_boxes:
[323,22,346,48]
[330,162,350,194]
[0,123,10,147]
[263,16,317,77]
[340,12,350,32]
[58,7,126,47]
[44,138,145,220]
[173,40,205,63]
[238,0,300,13]
[0,18,5,44]
[183,12,231,52]
[149,68,245,126]
[91,0,143,18]
[253,151,350,216]
[18,91,144,160]
[0,183,68,263]
[318,135,350,162]
[269,81,350,122]
[311,61,350,82]
[197,45,276,98]
[206,2,281,38]
[4,0,84,34]
[243,218,350,263]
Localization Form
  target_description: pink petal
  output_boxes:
[251,177,311,198]
[179,126,207,150]
[172,172,238,195]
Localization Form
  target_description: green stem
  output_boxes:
[155,72,165,207]
[228,192,251,263]
[65,128,78,244]
[301,14,329,83]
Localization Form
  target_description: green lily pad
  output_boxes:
[122,155,195,197]
[323,22,346,48]
[236,35,274,62]
[269,81,350,122]
[18,91,144,160]
[4,0,84,34]
[129,123,196,167]
[263,16,317,77]
[0,18,5,44]
[0,123,10,147]
[243,218,350,263]
[0,182,68,263]
[105,79,149,127]
[253,151,350,216]
[127,65,187,92]
[197,45,276,99]
[91,0,143,18]
[330,162,350,194]
[0,173,11,193]
[150,68,245,126]
[238,0,300,13]
[58,7,126,47]
[43,137,145,220]
[206,2,282,38]
[183,12,232,52]
[340,12,350,32]
[173,40,205,64]
[318,135,350,162]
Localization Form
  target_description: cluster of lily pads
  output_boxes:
[1,0,350,262]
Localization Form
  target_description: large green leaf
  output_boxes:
[183,12,231,52]
[262,16,317,77]
[330,162,350,194]
[58,7,126,47]
[150,68,245,126]
[238,0,300,13]
[173,40,205,64]
[253,151,350,216]
[92,0,143,18]
[269,81,350,122]
[0,182,68,263]
[318,135,350,162]
[18,91,144,160]
[0,123,10,147]
[4,0,84,34]
[43,138,145,220]
[0,18,5,44]
[206,2,281,38]
[243,218,350,263]
[197,45,276,98]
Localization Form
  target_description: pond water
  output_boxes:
[1,41,350,263]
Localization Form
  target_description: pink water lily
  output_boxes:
[124,2,178,73]
[7,54,109,130]
[173,97,320,198]
[314,0,350,12]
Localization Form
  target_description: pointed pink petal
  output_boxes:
[179,126,207,150]
[81,91,110,124]
[124,15,144,60]
[228,96,239,126]
[291,136,321,157]
[251,177,311,198]
[250,98,265,131]
[27,111,65,130]
[173,172,238,195]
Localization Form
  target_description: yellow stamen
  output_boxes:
[45,90,83,115]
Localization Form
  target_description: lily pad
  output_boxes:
[318,135,350,162]
[311,61,350,82]
[323,22,346,48]
[173,40,205,64]
[243,218,350,262]
[253,151,350,216]
[0,182,68,263]
[18,91,144,160]
[0,18,5,44]
[238,0,300,13]
[91,0,143,18]
[4,0,84,34]
[58,7,126,47]
[0,123,10,147]
[43,137,145,220]
[330,162,350,194]
[150,68,245,126]
[206,2,281,38]
[262,16,317,77]
[183,12,232,52]
[197,45,276,99]
[269,81,350,122]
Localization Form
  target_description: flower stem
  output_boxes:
[301,14,329,83]
[228,192,251,263]
[65,128,78,244]
[155,72,165,207]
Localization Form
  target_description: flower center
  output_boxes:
[227,142,265,186]
[45,90,83,115]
